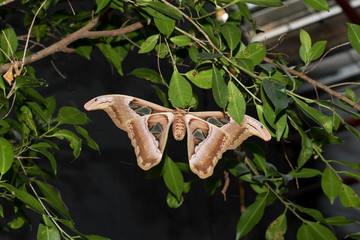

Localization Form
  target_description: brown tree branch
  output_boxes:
[264,57,360,111]
[0,17,145,74]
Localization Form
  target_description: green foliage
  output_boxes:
[0,53,98,238]
[1,0,360,239]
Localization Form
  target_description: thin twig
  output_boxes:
[20,0,49,73]
[281,141,299,189]
[304,42,350,75]
[50,60,67,79]
[264,57,360,111]
[2,92,16,119]
[67,0,75,15]
[328,81,360,89]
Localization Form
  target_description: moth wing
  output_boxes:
[222,115,271,150]
[126,113,174,170]
[190,111,271,150]
[185,114,230,179]
[84,94,171,130]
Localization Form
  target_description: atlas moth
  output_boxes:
[84,94,271,179]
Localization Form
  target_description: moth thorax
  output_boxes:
[173,114,186,141]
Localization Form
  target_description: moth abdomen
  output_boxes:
[172,113,186,141]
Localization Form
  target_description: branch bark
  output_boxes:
[0,17,145,73]
[264,57,360,111]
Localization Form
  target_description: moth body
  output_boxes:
[172,110,187,141]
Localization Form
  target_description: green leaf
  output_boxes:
[37,222,60,240]
[333,160,360,171]
[29,146,57,174]
[155,43,169,59]
[238,42,266,65]
[299,45,308,64]
[242,0,282,7]
[343,121,360,141]
[236,192,267,240]
[348,23,360,55]
[212,66,229,109]
[297,221,336,240]
[0,204,3,218]
[292,97,333,133]
[321,166,341,204]
[97,43,125,75]
[95,0,110,13]
[141,2,182,19]
[339,183,360,209]
[0,118,10,134]
[154,16,175,37]
[236,58,254,72]
[288,168,321,178]
[0,27,18,57]
[244,142,267,175]
[57,106,89,125]
[170,35,191,47]
[38,216,60,240]
[0,137,14,175]
[342,171,360,182]
[75,45,92,60]
[294,205,325,223]
[85,235,111,240]
[345,88,357,102]
[237,3,252,21]
[75,126,100,152]
[346,232,360,240]
[15,75,48,89]
[0,183,44,214]
[185,68,212,89]
[8,215,25,229]
[20,105,37,136]
[129,68,164,85]
[310,40,327,61]
[227,81,245,125]
[204,176,221,196]
[261,87,276,128]
[0,75,5,96]
[262,79,288,115]
[166,192,184,208]
[298,132,312,168]
[138,34,159,53]
[275,112,287,141]
[32,24,47,42]
[266,213,287,240]
[221,24,241,51]
[35,181,71,219]
[151,85,170,108]
[302,0,329,11]
[163,156,184,201]
[310,127,342,145]
[168,70,193,108]
[300,29,312,54]
[188,46,199,63]
[26,102,48,123]
[49,129,82,159]
[196,52,222,60]
[325,216,355,226]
